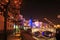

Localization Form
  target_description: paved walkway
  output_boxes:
[7,32,21,40]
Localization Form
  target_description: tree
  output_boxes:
[0,0,22,40]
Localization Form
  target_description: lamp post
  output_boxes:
[3,0,10,40]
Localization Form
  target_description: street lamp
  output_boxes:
[57,15,60,18]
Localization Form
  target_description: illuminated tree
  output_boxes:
[0,0,22,40]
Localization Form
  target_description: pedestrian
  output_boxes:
[56,28,60,40]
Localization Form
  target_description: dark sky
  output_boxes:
[21,0,60,24]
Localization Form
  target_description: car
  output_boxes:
[33,31,40,37]
[42,31,55,38]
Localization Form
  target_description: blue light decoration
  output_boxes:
[42,32,45,36]
[29,18,33,28]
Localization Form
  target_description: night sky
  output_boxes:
[21,0,60,24]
